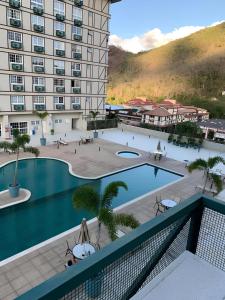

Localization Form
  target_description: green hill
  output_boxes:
[107,22,225,117]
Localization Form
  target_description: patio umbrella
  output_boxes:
[157,141,162,152]
[78,218,90,244]
[154,167,159,178]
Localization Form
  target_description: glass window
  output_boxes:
[32,77,45,85]
[31,0,44,9]
[54,60,65,69]
[31,15,44,26]
[9,54,23,64]
[72,45,81,53]
[32,36,44,46]
[33,96,45,103]
[8,31,22,42]
[71,97,80,104]
[8,8,21,20]
[54,0,65,15]
[73,7,82,20]
[11,96,24,104]
[73,26,82,35]
[10,75,23,84]
[72,63,81,70]
[54,40,64,50]
[55,21,65,31]
[54,96,64,104]
[74,80,81,88]
[54,79,64,86]
[32,57,44,66]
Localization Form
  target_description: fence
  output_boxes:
[87,119,118,131]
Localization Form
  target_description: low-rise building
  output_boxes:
[199,119,225,141]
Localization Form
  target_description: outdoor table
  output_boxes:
[73,243,95,260]
[161,199,177,209]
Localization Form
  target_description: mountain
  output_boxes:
[107,22,225,116]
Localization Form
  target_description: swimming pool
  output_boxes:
[0,158,182,261]
[117,151,140,158]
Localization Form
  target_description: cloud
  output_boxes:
[109,21,224,53]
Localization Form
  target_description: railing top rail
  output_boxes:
[17,193,222,300]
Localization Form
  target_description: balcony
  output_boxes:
[9,0,20,9]
[12,84,24,92]
[34,45,45,53]
[56,30,65,38]
[72,104,81,110]
[72,87,81,94]
[74,19,83,26]
[73,70,81,77]
[33,24,44,33]
[34,85,45,92]
[34,66,45,73]
[34,104,46,111]
[73,34,82,42]
[73,52,82,60]
[55,86,65,93]
[17,194,225,299]
[13,104,24,111]
[55,68,65,75]
[55,49,65,57]
[55,104,65,110]
[11,40,22,49]
[55,14,65,22]
[11,63,23,71]
[33,6,44,15]
[10,18,21,28]
[74,0,83,7]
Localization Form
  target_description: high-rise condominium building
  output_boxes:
[0,0,120,139]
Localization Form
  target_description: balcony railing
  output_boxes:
[72,87,81,94]
[34,45,45,53]
[55,86,65,93]
[72,104,81,110]
[73,34,82,42]
[34,66,45,73]
[55,68,65,75]
[11,40,22,49]
[56,14,65,22]
[34,85,45,92]
[11,63,23,71]
[33,24,44,33]
[9,0,20,9]
[73,52,82,60]
[55,104,65,110]
[10,18,21,28]
[33,6,44,15]
[13,104,24,111]
[74,19,83,26]
[55,49,65,57]
[17,194,225,300]
[74,0,83,7]
[34,104,46,111]
[12,84,24,92]
[73,70,81,77]
[56,30,65,38]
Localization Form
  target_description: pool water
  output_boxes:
[117,151,140,158]
[0,159,182,261]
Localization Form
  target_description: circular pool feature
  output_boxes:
[116,151,141,158]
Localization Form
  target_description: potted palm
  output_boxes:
[8,129,40,198]
[33,110,48,146]
[188,156,225,194]
[90,111,99,138]
[73,181,139,248]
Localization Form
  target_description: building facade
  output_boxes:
[0,0,120,139]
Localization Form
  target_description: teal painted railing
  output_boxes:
[17,194,225,300]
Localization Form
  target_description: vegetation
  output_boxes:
[72,181,140,247]
[107,22,225,118]
[89,111,100,133]
[33,111,48,139]
[11,129,40,187]
[174,121,203,138]
[188,156,225,194]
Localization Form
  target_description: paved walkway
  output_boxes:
[0,138,209,299]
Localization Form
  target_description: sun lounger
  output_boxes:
[59,140,68,145]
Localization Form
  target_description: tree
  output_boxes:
[33,111,49,140]
[188,156,225,194]
[10,129,40,188]
[72,181,140,247]
[90,111,100,133]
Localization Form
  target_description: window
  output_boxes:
[54,60,65,70]
[32,36,44,46]
[86,64,92,77]
[73,45,81,53]
[71,97,80,104]
[54,96,64,104]
[54,0,65,15]
[8,31,22,42]
[10,122,27,134]
[71,80,81,88]
[31,15,44,26]
[55,21,65,31]
[9,54,23,64]
[73,7,82,20]
[10,75,23,84]
[73,26,82,36]
[32,77,45,86]
[88,11,93,26]
[72,63,81,71]
[11,96,24,104]
[31,120,40,125]
[8,8,21,20]
[54,78,64,86]
[88,30,93,44]
[55,119,62,124]
[32,57,44,66]
[31,0,44,9]
[87,47,93,61]
[33,96,45,104]
[87,81,92,94]
[54,40,64,50]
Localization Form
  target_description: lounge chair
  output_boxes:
[59,140,68,145]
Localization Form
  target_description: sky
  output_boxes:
[109,0,225,53]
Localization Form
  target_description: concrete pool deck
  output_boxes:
[0,136,215,299]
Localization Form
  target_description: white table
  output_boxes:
[161,199,177,209]
[73,243,95,260]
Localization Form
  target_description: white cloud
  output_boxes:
[109,21,225,53]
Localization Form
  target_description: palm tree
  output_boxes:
[33,110,49,145]
[90,110,99,137]
[188,156,225,194]
[73,181,140,248]
[9,129,40,197]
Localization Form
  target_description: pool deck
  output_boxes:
[0,137,210,299]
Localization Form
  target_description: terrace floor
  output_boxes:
[0,133,215,299]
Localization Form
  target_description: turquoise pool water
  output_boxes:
[117,151,140,158]
[0,159,182,261]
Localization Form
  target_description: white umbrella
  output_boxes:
[78,218,90,244]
